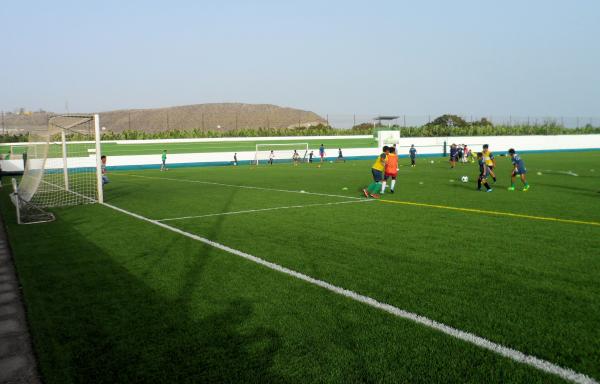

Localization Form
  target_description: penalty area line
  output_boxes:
[379,199,600,227]
[156,199,373,222]
[113,173,363,201]
[103,201,597,384]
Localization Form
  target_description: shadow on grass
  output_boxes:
[0,192,286,384]
[533,181,600,194]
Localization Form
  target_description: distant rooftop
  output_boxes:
[373,116,399,121]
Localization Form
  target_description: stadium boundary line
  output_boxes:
[156,199,372,222]
[379,199,600,227]
[102,201,597,384]
[116,173,363,200]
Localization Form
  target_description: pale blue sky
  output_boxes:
[1,0,599,117]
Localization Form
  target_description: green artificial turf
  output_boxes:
[1,137,377,157]
[2,150,599,383]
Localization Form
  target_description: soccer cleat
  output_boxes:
[362,189,369,198]
[369,193,380,199]
[486,189,493,192]
[390,189,394,194]
[523,185,530,192]
[507,187,515,191]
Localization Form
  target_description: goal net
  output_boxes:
[253,143,309,165]
[13,114,103,224]
[377,130,401,148]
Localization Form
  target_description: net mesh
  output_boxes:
[16,115,100,223]
[254,143,309,165]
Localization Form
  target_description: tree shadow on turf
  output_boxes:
[3,198,287,384]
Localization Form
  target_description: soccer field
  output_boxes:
[3,137,377,157]
[2,151,600,383]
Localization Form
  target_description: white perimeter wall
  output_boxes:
[2,134,599,171]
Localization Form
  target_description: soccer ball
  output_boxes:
[461,176,469,183]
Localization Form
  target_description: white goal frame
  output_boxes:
[253,143,309,165]
[13,114,103,224]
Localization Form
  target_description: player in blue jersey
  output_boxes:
[476,152,492,192]
[449,144,458,168]
[507,148,530,191]
[409,144,417,167]
[319,144,325,163]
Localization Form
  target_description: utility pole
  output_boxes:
[128,111,131,130]
[1,110,4,135]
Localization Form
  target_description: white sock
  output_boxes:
[391,179,396,190]
[381,181,386,193]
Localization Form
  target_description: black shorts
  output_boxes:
[372,169,383,182]
[450,155,458,161]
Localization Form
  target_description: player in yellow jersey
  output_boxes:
[363,146,388,198]
[382,146,398,194]
[482,144,497,182]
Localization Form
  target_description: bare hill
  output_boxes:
[3,103,325,134]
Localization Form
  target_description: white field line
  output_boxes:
[539,169,579,177]
[115,173,363,201]
[103,201,597,384]
[156,199,372,222]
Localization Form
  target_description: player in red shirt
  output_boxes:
[381,146,398,194]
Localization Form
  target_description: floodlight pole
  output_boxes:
[94,114,104,204]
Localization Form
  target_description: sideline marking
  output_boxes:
[156,199,372,222]
[103,201,597,384]
[379,199,600,227]
[116,173,363,200]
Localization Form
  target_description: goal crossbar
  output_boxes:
[254,143,309,165]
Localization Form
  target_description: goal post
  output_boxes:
[253,143,309,165]
[13,114,103,224]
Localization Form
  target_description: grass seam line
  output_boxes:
[155,199,373,222]
[116,173,363,200]
[103,201,598,384]
[379,199,600,227]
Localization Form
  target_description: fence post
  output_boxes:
[443,141,447,157]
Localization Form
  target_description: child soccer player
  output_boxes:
[233,153,238,166]
[409,144,417,167]
[449,144,458,168]
[336,148,345,162]
[101,155,109,185]
[457,145,464,164]
[292,150,300,166]
[269,150,274,165]
[482,144,497,182]
[476,152,492,192]
[309,151,314,163]
[507,148,530,191]
[382,146,398,193]
[319,144,325,163]
[160,150,167,171]
[362,146,388,198]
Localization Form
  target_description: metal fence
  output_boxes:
[1,111,599,135]
[324,114,600,129]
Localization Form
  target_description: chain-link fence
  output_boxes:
[325,114,600,129]
[1,110,599,137]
